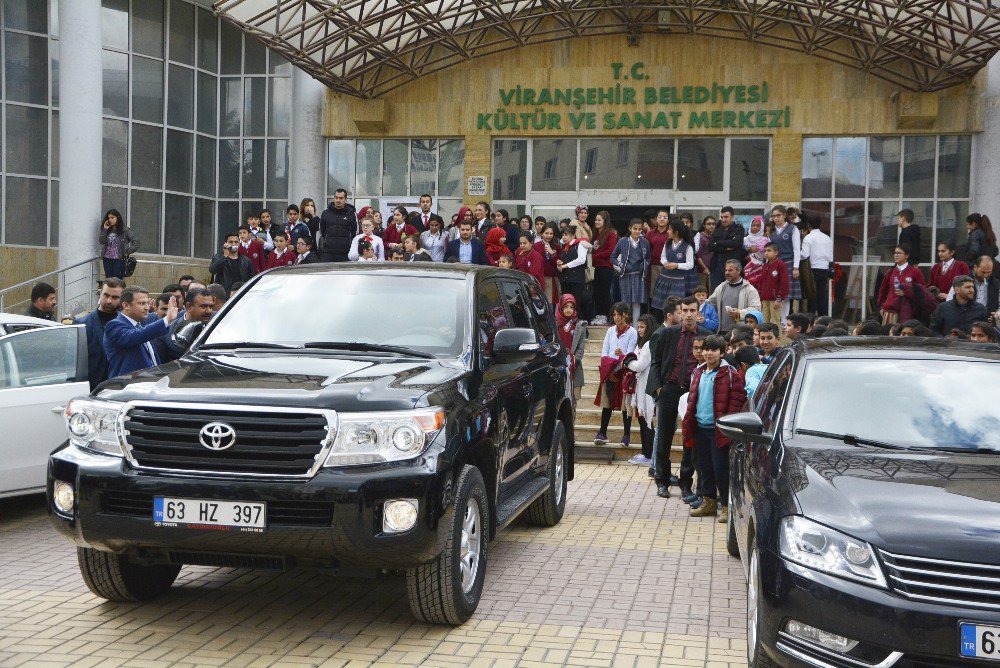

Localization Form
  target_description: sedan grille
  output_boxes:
[880,549,1000,610]
[123,404,332,477]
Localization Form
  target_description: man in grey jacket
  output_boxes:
[708,260,762,335]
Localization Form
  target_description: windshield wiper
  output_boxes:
[795,428,914,451]
[300,341,436,359]
[197,342,299,351]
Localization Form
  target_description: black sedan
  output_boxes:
[721,337,1000,668]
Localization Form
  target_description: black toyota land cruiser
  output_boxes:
[47,264,574,624]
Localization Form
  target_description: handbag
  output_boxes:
[124,255,137,277]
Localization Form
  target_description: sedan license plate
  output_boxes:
[153,497,266,530]
[961,623,1000,661]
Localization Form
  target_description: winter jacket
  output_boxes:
[877,264,925,318]
[681,361,746,449]
[318,201,358,260]
[99,226,139,258]
[930,298,988,336]
[757,258,790,301]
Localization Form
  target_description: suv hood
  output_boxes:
[786,441,1000,564]
[95,352,469,412]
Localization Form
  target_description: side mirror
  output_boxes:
[492,327,540,363]
[717,412,771,445]
[171,320,204,353]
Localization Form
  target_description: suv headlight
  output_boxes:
[779,516,887,589]
[323,408,445,466]
[65,398,125,457]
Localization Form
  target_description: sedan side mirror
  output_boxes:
[717,412,771,445]
[492,327,540,363]
[171,320,204,353]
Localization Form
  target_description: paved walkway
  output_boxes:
[0,464,747,667]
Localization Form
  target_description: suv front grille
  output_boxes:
[102,491,334,527]
[880,549,1000,610]
[123,404,331,477]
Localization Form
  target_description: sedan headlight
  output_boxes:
[323,408,445,466]
[65,398,125,457]
[779,516,887,589]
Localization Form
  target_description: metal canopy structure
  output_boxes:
[214,1,1000,98]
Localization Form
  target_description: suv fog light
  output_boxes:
[383,499,418,533]
[53,482,75,515]
[785,620,859,653]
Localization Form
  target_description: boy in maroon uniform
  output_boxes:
[515,233,545,286]
[237,225,266,274]
[264,231,296,270]
[758,242,789,325]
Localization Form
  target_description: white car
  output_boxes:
[0,321,89,497]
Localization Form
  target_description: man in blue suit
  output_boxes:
[103,285,179,379]
[74,277,126,389]
[445,221,488,265]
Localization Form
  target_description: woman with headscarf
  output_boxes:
[743,215,767,251]
[556,294,587,401]
[449,205,474,241]
[484,227,509,266]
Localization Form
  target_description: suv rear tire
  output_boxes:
[77,547,181,601]
[406,465,488,625]
[524,419,568,527]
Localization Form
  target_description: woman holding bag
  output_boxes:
[99,209,139,279]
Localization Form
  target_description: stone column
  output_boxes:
[289,68,326,206]
[58,0,102,315]
[973,55,1000,219]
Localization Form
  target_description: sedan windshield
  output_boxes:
[201,273,468,357]
[795,358,1000,452]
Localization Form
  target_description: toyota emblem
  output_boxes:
[199,422,237,450]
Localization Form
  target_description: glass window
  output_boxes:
[5,0,47,33]
[477,280,507,363]
[0,327,79,389]
[193,197,215,258]
[327,139,354,196]
[500,281,531,329]
[102,185,126,219]
[220,77,241,136]
[5,32,48,105]
[938,200,970,256]
[802,137,833,199]
[101,0,129,50]
[218,138,239,198]
[267,76,290,136]
[219,21,241,74]
[49,179,57,246]
[757,354,792,433]
[531,139,575,191]
[241,138,264,199]
[243,77,266,136]
[677,138,723,191]
[165,129,192,193]
[866,200,900,263]
[196,8,217,72]
[102,118,128,185]
[196,71,217,134]
[439,138,464,198]
[168,0,195,65]
[900,200,935,264]
[577,139,622,189]
[163,193,191,256]
[4,177,47,246]
[102,49,129,117]
[50,110,58,178]
[130,123,163,189]
[493,139,527,199]
[937,135,971,199]
[216,200,239,246]
[355,139,380,196]
[834,137,866,199]
[410,139,437,196]
[131,0,164,59]
[243,36,267,74]
[833,201,864,263]
[268,51,291,75]
[50,38,58,106]
[132,56,164,123]
[382,139,408,196]
[167,64,194,129]
[868,137,900,199]
[195,135,215,197]
[130,188,162,254]
[729,138,769,201]
[266,139,288,199]
[5,105,47,176]
[902,135,935,198]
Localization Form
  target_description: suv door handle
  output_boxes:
[52,405,66,414]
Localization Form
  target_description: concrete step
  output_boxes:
[573,424,683,444]
[572,442,683,464]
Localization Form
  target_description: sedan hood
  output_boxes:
[95,352,469,412]
[786,441,1000,564]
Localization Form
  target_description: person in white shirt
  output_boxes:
[800,217,834,316]
[348,219,385,261]
[420,217,448,262]
[594,303,638,446]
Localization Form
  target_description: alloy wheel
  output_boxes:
[459,498,482,593]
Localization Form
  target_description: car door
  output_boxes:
[0,325,89,497]
[745,352,794,504]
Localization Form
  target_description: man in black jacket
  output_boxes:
[931,276,988,336]
[319,188,357,262]
[708,206,745,288]
[209,233,254,295]
[649,296,712,498]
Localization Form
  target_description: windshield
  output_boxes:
[795,358,1000,451]
[201,273,468,357]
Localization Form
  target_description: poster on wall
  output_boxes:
[467,176,487,196]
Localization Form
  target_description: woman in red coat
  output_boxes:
[484,227,509,267]
[877,243,925,324]
[929,241,970,301]
[534,223,561,303]
[590,211,619,323]
[515,233,545,287]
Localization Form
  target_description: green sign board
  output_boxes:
[477,62,790,132]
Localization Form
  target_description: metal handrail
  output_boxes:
[0,256,100,296]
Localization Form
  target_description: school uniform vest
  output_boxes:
[561,243,586,285]
[621,239,647,273]
[664,241,691,280]
[770,225,796,264]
